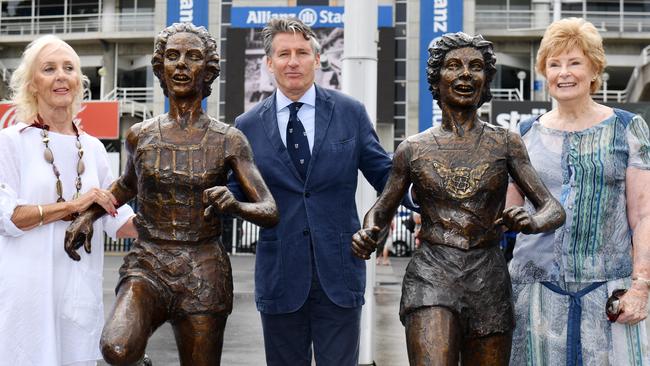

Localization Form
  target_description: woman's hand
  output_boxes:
[11,188,117,231]
[616,282,649,325]
[71,188,118,216]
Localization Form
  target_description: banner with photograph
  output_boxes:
[232,6,393,113]
[243,28,344,111]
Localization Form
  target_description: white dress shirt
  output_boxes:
[275,84,316,153]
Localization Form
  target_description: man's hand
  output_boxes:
[203,186,239,218]
[496,206,540,234]
[64,215,94,261]
[351,226,381,260]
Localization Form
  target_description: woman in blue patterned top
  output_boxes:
[507,18,650,365]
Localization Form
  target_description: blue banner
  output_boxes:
[418,1,463,132]
[231,6,393,28]
[167,0,208,27]
[166,0,210,111]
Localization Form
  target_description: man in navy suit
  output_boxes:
[229,17,394,365]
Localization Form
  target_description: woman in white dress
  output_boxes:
[0,35,136,366]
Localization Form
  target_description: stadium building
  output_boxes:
[1,0,649,252]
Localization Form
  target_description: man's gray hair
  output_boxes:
[262,17,321,56]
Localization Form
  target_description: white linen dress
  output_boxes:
[0,122,133,366]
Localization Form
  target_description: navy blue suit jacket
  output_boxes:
[229,85,392,314]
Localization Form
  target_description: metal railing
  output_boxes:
[229,218,259,254]
[110,12,156,33]
[104,87,154,121]
[476,9,650,34]
[0,12,155,36]
[476,9,540,31]
[104,233,134,252]
[491,88,522,101]
[118,99,153,121]
[592,90,627,103]
[104,87,153,103]
[81,78,92,100]
[104,199,138,252]
[224,205,419,256]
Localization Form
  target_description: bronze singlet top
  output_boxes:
[133,116,231,243]
[409,123,513,249]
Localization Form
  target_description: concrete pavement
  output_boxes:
[99,254,411,366]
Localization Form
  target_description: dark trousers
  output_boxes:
[260,270,361,366]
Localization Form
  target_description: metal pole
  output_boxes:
[31,0,35,34]
[602,72,610,103]
[100,74,105,100]
[517,70,526,101]
[231,218,237,254]
[63,0,68,33]
[342,1,378,365]
[619,0,623,33]
[114,42,119,91]
[530,45,536,101]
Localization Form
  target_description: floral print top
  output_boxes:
[509,110,650,283]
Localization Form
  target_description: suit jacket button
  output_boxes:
[304,192,311,198]
[303,229,310,236]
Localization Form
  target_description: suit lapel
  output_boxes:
[308,85,334,179]
[259,92,304,182]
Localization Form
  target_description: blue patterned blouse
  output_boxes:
[509,110,650,283]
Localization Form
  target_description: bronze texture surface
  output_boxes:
[65,23,278,365]
[352,32,565,365]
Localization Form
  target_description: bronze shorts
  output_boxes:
[400,242,514,338]
[117,238,233,318]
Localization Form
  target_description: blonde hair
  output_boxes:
[10,35,87,123]
[536,18,606,94]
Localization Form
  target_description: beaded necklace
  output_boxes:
[36,114,85,221]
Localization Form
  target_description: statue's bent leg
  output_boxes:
[172,313,228,366]
[101,278,167,365]
[405,306,461,366]
[461,331,512,366]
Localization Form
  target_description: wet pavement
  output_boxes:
[99,254,411,366]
